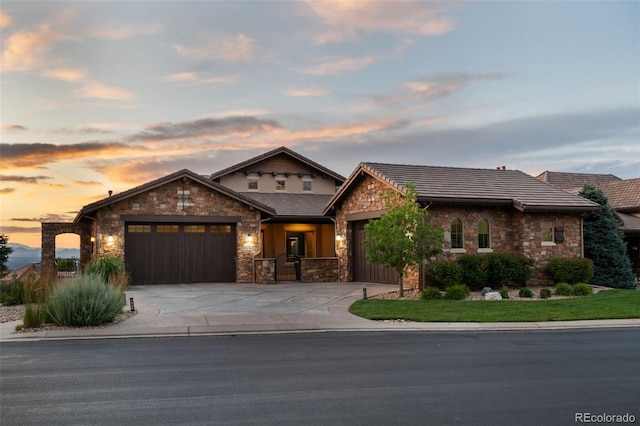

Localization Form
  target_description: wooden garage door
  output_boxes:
[125,224,236,285]
[353,221,400,284]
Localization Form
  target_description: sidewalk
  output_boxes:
[2,282,639,341]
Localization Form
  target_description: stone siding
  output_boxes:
[300,258,339,282]
[92,178,261,283]
[335,174,587,288]
[254,258,276,284]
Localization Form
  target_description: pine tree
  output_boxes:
[579,184,635,289]
[0,234,13,278]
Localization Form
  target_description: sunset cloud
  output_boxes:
[285,87,331,97]
[0,226,41,234]
[89,22,163,40]
[41,68,86,82]
[305,0,455,44]
[11,213,74,222]
[294,56,374,75]
[133,116,281,142]
[74,82,135,100]
[159,72,198,82]
[0,12,12,28]
[0,142,140,168]
[174,34,254,62]
[0,175,52,184]
[73,180,102,186]
[0,124,27,131]
[0,188,16,194]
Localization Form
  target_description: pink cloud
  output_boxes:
[293,56,374,75]
[75,82,135,100]
[88,22,163,40]
[174,34,254,62]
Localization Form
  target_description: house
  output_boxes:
[41,147,345,285]
[537,171,640,276]
[323,163,601,288]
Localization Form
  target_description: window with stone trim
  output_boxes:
[542,224,555,245]
[451,218,464,249]
[478,219,490,249]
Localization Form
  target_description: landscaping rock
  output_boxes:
[481,287,494,295]
[485,292,502,301]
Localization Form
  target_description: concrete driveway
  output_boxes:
[116,282,398,333]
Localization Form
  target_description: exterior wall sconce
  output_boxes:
[246,234,254,244]
[90,236,96,242]
[336,235,343,243]
[107,235,114,245]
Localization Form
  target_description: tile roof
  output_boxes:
[536,170,621,190]
[325,163,601,213]
[240,193,334,218]
[616,212,640,233]
[209,146,345,183]
[74,169,275,222]
[597,179,640,211]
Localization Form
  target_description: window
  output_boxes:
[157,225,179,233]
[247,173,259,191]
[478,219,490,249]
[211,225,232,233]
[302,180,313,192]
[542,226,555,245]
[128,224,151,233]
[177,189,194,208]
[451,219,464,249]
[184,225,205,233]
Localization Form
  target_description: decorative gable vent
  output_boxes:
[177,189,194,209]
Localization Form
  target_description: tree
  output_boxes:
[363,183,443,297]
[579,184,635,289]
[0,234,13,278]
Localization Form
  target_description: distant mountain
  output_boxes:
[5,243,80,272]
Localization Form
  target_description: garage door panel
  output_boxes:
[125,223,236,285]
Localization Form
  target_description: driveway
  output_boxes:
[115,282,398,332]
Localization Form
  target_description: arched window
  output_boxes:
[478,219,490,249]
[451,219,463,249]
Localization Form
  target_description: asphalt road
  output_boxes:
[1,330,639,426]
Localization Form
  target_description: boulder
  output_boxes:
[481,287,494,295]
[485,292,502,301]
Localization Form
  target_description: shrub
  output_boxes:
[84,254,126,283]
[421,286,443,300]
[23,303,49,328]
[56,258,77,272]
[518,287,533,298]
[546,258,594,284]
[444,284,470,300]
[487,253,534,287]
[47,273,124,326]
[555,283,573,296]
[0,276,24,305]
[540,288,552,299]
[458,255,489,291]
[572,283,593,296]
[499,287,509,299]
[433,261,464,287]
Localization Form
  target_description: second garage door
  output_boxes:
[125,223,236,285]
[352,220,400,284]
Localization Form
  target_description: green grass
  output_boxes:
[350,290,640,322]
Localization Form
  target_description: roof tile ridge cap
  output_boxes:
[363,163,406,193]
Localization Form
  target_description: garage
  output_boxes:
[352,221,400,284]
[125,223,236,285]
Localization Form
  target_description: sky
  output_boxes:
[1,0,639,248]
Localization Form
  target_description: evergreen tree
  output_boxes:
[0,234,13,278]
[363,183,443,297]
[579,184,635,289]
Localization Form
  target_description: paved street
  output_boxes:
[2,330,638,425]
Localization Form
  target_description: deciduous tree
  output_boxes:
[363,183,443,297]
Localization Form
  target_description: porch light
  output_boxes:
[90,236,96,242]
[107,235,114,245]
[246,234,254,244]
[336,235,343,242]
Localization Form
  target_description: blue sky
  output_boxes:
[1,0,638,247]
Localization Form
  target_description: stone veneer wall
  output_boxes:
[300,258,339,282]
[335,174,586,288]
[92,178,262,283]
[41,222,92,278]
[254,258,276,284]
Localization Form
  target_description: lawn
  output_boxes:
[349,290,640,322]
